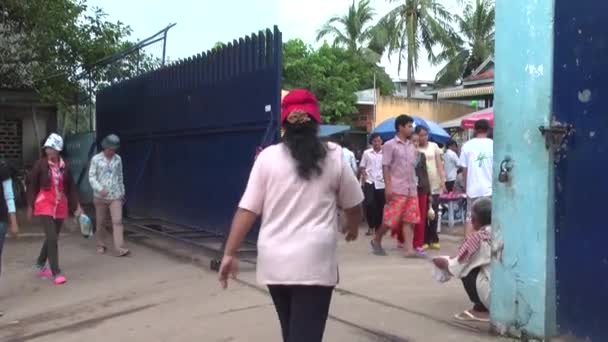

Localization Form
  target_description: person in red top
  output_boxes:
[27,133,82,285]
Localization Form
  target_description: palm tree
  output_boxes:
[434,0,495,86]
[374,0,457,97]
[316,0,376,52]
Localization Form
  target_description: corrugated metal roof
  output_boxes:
[438,85,494,99]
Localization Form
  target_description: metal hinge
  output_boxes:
[538,123,574,151]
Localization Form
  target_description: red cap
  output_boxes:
[280,89,321,124]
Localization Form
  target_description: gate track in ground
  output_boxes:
[125,224,497,342]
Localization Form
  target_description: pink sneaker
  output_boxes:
[53,275,67,285]
[37,267,52,279]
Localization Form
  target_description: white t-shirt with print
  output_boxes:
[459,138,493,198]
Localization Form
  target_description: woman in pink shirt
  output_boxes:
[27,133,82,285]
[219,89,364,342]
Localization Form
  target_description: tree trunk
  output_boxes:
[407,55,415,98]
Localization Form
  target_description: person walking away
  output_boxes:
[360,134,385,236]
[0,160,19,317]
[218,89,364,342]
[444,140,461,193]
[89,134,129,257]
[416,126,446,250]
[27,133,82,285]
[371,115,420,257]
[432,198,492,322]
[459,119,493,237]
[341,141,358,175]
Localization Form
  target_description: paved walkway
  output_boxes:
[0,220,508,341]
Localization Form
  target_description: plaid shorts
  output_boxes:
[383,195,420,230]
[466,196,492,224]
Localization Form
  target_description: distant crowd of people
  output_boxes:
[357,115,493,257]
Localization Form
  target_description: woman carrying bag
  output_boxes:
[27,133,82,285]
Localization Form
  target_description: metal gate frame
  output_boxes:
[96,27,282,267]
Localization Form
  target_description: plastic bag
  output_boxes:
[78,214,93,239]
[431,257,453,283]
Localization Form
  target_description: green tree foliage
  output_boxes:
[374,0,458,97]
[1,0,159,133]
[316,0,376,52]
[0,1,135,100]
[283,39,394,124]
[434,0,495,86]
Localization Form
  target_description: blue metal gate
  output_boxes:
[553,1,607,340]
[96,27,282,242]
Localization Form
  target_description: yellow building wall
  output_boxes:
[374,97,473,127]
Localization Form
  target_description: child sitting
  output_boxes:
[432,197,492,322]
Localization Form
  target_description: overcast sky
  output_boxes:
[88,0,460,81]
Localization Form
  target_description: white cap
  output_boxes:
[43,133,64,152]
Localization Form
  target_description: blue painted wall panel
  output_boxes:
[492,0,556,337]
[553,1,608,340]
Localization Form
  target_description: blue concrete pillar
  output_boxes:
[491,0,556,338]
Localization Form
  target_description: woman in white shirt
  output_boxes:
[89,134,128,257]
[218,89,364,342]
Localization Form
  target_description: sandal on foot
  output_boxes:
[53,275,67,285]
[116,249,130,257]
[96,246,107,254]
[454,310,489,322]
[370,240,387,256]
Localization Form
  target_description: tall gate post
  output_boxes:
[491,0,557,338]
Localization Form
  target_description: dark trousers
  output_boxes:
[445,181,456,193]
[0,222,6,277]
[363,183,385,230]
[425,194,440,244]
[268,285,334,342]
[36,217,64,276]
[461,267,488,312]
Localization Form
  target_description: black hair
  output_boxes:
[447,140,458,148]
[394,114,414,132]
[414,125,428,134]
[282,121,327,180]
[472,198,492,227]
[475,119,490,133]
[369,133,382,144]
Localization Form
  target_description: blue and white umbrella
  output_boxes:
[372,116,450,144]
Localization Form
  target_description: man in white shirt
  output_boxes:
[459,119,493,237]
[360,134,385,236]
[342,142,358,176]
[444,140,461,192]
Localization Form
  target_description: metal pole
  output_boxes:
[373,72,377,129]
[162,30,168,66]
[89,73,93,132]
